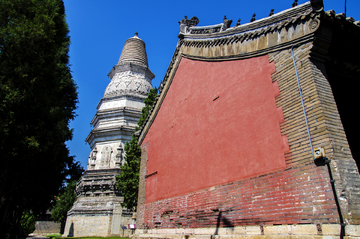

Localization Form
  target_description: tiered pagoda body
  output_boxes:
[64,33,154,237]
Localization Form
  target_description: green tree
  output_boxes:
[0,0,78,238]
[20,210,37,236]
[137,88,158,128]
[116,134,142,211]
[51,180,77,234]
[51,181,77,224]
[51,161,84,234]
[116,88,158,211]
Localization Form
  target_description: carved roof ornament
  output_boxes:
[222,15,233,31]
[310,0,324,11]
[269,9,275,17]
[292,0,298,7]
[250,13,256,22]
[173,0,357,41]
[347,17,355,23]
[179,16,200,34]
[175,1,331,38]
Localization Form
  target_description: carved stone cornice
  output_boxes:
[94,105,142,115]
[86,125,135,148]
[96,94,146,110]
[108,63,154,82]
[90,106,141,128]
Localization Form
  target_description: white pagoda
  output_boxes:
[64,33,154,237]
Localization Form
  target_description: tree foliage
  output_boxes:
[137,88,158,129]
[51,181,77,224]
[116,88,158,211]
[51,161,84,233]
[20,210,37,236]
[116,134,142,211]
[0,0,78,238]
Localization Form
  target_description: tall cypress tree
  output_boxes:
[0,0,78,238]
[116,88,158,211]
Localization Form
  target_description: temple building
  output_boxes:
[63,33,154,237]
[135,0,360,238]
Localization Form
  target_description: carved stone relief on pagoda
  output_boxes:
[104,71,152,98]
[87,142,126,170]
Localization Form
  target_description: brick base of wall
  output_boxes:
[133,224,360,239]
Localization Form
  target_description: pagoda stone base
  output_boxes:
[63,197,129,237]
[63,169,134,237]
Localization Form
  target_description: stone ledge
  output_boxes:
[133,224,360,239]
[347,225,360,237]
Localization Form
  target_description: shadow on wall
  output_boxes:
[214,211,234,235]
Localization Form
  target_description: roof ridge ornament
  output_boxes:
[310,0,324,12]
[250,13,256,22]
[178,1,326,37]
[222,15,233,31]
[292,0,298,8]
[179,16,199,34]
[269,9,275,17]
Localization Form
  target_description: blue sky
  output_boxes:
[63,0,360,169]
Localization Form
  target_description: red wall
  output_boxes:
[142,56,288,203]
[143,164,337,228]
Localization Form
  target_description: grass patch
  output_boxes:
[46,234,62,239]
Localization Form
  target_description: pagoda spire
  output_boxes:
[105,32,154,99]
[117,32,149,68]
